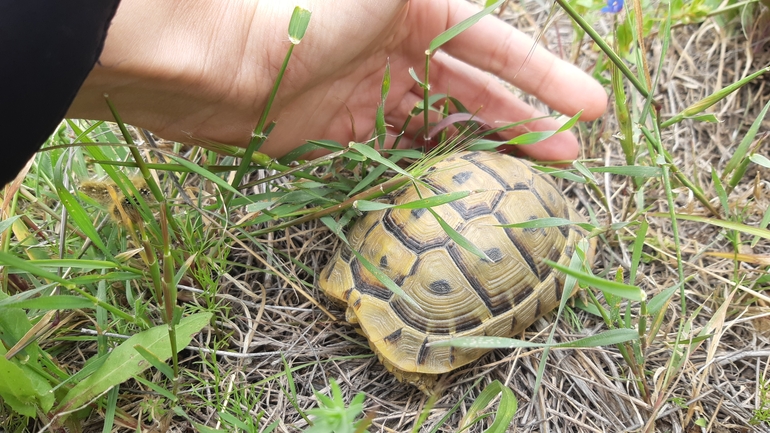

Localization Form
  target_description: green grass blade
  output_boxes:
[611,58,635,165]
[647,281,683,316]
[535,166,586,183]
[554,0,649,97]
[653,213,770,239]
[350,143,411,178]
[0,251,74,288]
[429,0,504,53]
[711,167,729,218]
[546,259,646,301]
[12,259,117,270]
[0,215,21,236]
[629,219,648,285]
[101,386,119,433]
[54,312,212,419]
[751,153,770,168]
[428,208,489,261]
[663,66,770,129]
[352,249,419,308]
[349,162,390,196]
[498,216,596,232]
[1,295,96,311]
[458,380,517,433]
[436,328,639,349]
[724,97,770,176]
[56,185,110,257]
[133,345,176,381]
[133,375,177,401]
[503,112,581,145]
[353,190,470,212]
[589,166,662,177]
[168,154,241,196]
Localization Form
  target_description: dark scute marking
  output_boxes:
[382,208,448,254]
[529,187,570,237]
[523,215,540,233]
[534,299,542,317]
[351,259,393,301]
[455,203,491,219]
[538,246,562,283]
[513,181,530,191]
[352,298,362,310]
[484,247,504,263]
[379,255,389,268]
[410,207,427,219]
[363,218,380,240]
[340,246,352,263]
[511,315,518,331]
[390,275,483,333]
[446,243,509,315]
[343,287,353,301]
[323,260,337,280]
[426,165,503,219]
[441,189,502,220]
[460,152,478,162]
[494,211,540,279]
[547,191,557,206]
[390,298,450,335]
[464,155,516,190]
[422,176,450,195]
[449,346,456,365]
[554,277,563,300]
[389,187,409,200]
[512,286,534,305]
[564,245,574,259]
[570,224,588,238]
[454,315,483,333]
[532,189,556,217]
[429,279,452,295]
[417,337,430,365]
[384,328,402,344]
[548,246,563,263]
[452,170,473,185]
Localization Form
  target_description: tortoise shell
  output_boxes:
[318,151,593,391]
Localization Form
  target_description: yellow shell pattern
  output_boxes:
[318,151,592,390]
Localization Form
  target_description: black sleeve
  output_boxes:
[0,0,121,186]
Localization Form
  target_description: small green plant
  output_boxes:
[751,375,770,424]
[304,378,369,433]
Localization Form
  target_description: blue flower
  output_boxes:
[602,0,624,13]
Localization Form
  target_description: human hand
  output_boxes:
[68,0,607,161]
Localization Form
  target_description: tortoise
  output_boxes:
[318,150,594,392]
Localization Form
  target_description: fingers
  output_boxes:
[429,51,581,160]
[439,0,607,121]
[384,51,582,161]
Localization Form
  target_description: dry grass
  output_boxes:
[3,1,770,433]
